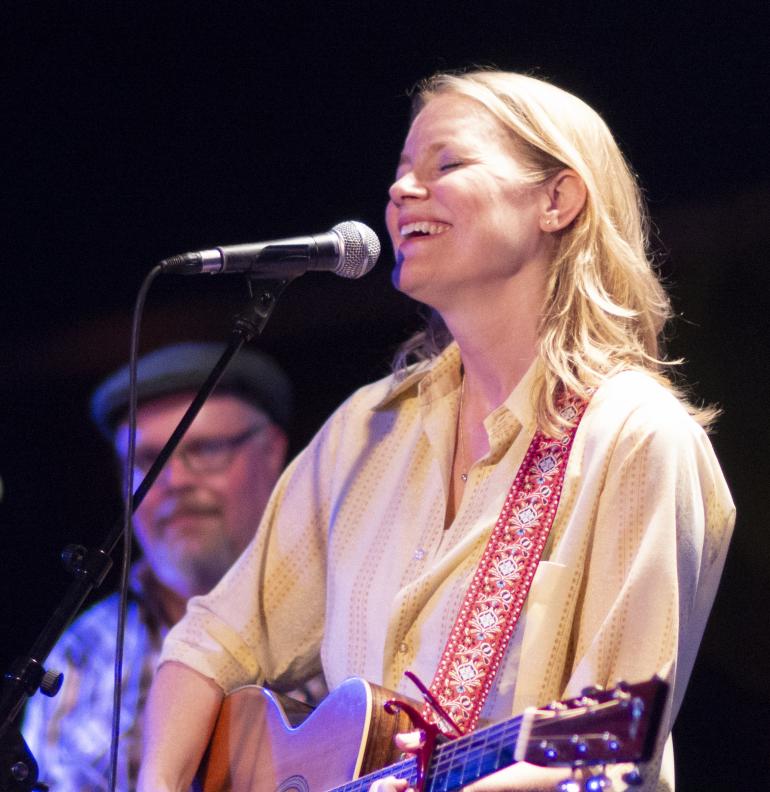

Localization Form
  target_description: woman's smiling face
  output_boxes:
[386,93,551,311]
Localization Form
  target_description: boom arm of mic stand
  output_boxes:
[0,279,291,790]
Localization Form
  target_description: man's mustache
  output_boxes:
[154,497,222,526]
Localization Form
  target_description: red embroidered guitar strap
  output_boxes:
[423,392,590,735]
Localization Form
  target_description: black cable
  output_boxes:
[108,265,161,792]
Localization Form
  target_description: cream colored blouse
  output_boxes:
[161,344,734,790]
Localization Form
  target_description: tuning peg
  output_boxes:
[580,684,604,697]
[557,774,611,792]
[569,735,589,758]
[538,740,560,761]
[622,767,644,785]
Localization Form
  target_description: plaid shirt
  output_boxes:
[22,562,326,790]
[22,562,162,791]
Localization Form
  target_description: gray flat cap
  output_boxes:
[90,342,293,437]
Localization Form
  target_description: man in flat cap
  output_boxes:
[23,342,326,791]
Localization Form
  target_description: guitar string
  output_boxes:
[431,700,637,789]
[333,756,418,792]
[332,719,524,792]
[447,729,513,774]
[430,700,626,776]
[334,699,628,792]
[426,720,522,791]
[429,717,521,768]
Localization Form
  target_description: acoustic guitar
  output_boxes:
[195,675,667,792]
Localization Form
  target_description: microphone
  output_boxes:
[159,221,380,279]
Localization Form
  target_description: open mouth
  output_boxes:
[400,221,451,239]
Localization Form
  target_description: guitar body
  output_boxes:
[194,677,413,792]
[194,674,667,792]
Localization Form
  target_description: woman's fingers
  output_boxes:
[393,729,426,753]
[368,775,411,792]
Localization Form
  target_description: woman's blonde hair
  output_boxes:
[393,69,717,433]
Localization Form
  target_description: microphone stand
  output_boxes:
[0,278,291,790]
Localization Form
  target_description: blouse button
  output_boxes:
[413,548,426,561]
[398,642,409,654]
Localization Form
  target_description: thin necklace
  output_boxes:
[457,374,469,482]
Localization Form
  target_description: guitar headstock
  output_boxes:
[515,676,668,768]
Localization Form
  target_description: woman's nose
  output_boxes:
[388,171,428,206]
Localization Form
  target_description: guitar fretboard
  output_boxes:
[331,715,524,792]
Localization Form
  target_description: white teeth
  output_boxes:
[400,221,449,238]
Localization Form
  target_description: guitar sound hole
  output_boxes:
[276,774,310,792]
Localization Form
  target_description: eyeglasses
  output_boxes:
[132,423,268,476]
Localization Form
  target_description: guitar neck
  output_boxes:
[332,716,524,792]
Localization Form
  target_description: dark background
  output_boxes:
[2,2,769,788]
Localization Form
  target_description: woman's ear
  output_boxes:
[538,169,587,232]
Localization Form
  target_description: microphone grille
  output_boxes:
[332,221,381,278]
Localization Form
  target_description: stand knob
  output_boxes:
[11,761,30,781]
[40,669,63,697]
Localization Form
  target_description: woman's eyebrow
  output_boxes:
[397,141,453,167]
